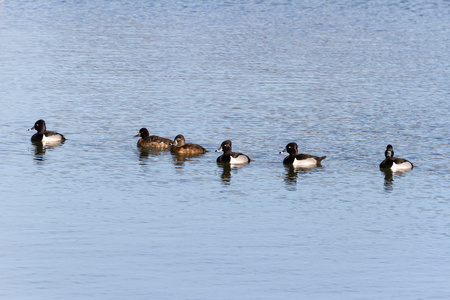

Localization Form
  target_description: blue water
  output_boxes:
[1,1,449,299]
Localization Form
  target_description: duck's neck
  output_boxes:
[385,150,393,158]
[36,127,46,134]
[289,149,298,157]
[223,148,232,156]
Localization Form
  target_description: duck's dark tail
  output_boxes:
[318,156,327,163]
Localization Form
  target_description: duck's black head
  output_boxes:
[385,144,394,158]
[283,142,298,156]
[135,128,149,138]
[216,140,232,154]
[30,119,46,134]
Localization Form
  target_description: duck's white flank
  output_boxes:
[292,157,318,168]
[229,155,250,164]
[390,161,413,172]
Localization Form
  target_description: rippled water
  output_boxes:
[1,1,449,299]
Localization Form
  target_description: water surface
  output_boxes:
[1,1,449,299]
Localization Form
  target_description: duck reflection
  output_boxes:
[218,163,247,185]
[381,169,394,192]
[283,165,316,186]
[171,152,205,168]
[284,165,299,185]
[380,168,411,192]
[32,141,64,162]
[137,147,167,162]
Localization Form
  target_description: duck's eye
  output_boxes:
[224,144,227,147]
[288,146,291,148]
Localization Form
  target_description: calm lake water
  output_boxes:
[1,0,449,299]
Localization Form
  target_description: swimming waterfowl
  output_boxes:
[170,134,207,155]
[280,142,326,167]
[379,144,413,171]
[134,128,172,149]
[29,119,66,143]
[216,140,251,164]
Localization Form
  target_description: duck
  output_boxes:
[216,140,251,164]
[29,119,66,143]
[170,134,207,155]
[280,142,326,167]
[134,128,172,149]
[379,144,413,171]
